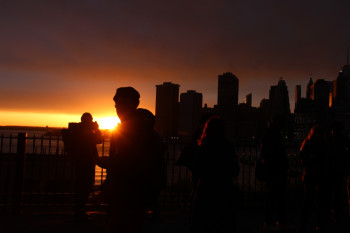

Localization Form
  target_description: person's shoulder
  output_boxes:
[110,128,122,140]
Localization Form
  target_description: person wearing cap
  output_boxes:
[105,87,163,233]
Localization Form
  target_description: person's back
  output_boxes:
[300,125,329,185]
[73,122,102,165]
[191,116,239,233]
[106,87,163,233]
[261,124,288,180]
[328,122,349,180]
[63,112,102,221]
[108,113,143,206]
[300,125,330,232]
[195,139,238,188]
[260,115,288,228]
[328,122,350,223]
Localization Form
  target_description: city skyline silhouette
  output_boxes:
[1,1,350,127]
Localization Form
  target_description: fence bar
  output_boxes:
[13,133,27,215]
[0,133,3,153]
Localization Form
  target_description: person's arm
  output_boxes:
[93,122,103,144]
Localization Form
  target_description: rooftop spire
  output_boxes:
[308,75,313,84]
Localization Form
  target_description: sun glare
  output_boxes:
[96,117,120,130]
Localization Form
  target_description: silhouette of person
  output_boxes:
[136,108,166,219]
[191,116,239,233]
[176,113,212,185]
[328,121,350,224]
[176,114,212,169]
[260,114,288,230]
[63,112,102,221]
[300,125,329,232]
[106,87,163,233]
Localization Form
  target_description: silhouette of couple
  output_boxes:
[65,87,164,231]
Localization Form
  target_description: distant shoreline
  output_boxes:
[0,125,66,131]
[0,125,112,137]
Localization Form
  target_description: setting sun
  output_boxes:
[96,116,120,130]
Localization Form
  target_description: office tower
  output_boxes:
[295,85,301,108]
[312,79,330,111]
[178,90,203,136]
[333,64,350,111]
[217,72,239,109]
[269,78,291,117]
[155,82,180,137]
[245,93,252,107]
[306,76,313,99]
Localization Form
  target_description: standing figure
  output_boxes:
[328,121,350,224]
[191,116,239,233]
[300,125,329,232]
[63,112,102,221]
[176,113,212,182]
[106,87,163,233]
[261,114,288,230]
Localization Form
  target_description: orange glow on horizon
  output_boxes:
[0,110,81,127]
[0,110,122,129]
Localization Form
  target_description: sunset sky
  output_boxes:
[1,0,350,128]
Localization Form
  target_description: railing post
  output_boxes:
[13,133,27,215]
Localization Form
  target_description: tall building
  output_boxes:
[269,78,291,117]
[295,85,301,109]
[332,62,350,131]
[312,79,330,111]
[245,93,252,107]
[178,90,203,137]
[333,64,350,112]
[155,82,180,137]
[217,72,239,109]
[295,78,332,141]
[306,76,313,99]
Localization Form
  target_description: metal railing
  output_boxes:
[0,133,304,211]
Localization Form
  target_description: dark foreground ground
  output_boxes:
[0,204,349,233]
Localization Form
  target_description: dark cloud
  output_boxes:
[1,0,350,115]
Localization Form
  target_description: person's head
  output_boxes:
[198,116,225,145]
[308,125,324,141]
[81,112,93,125]
[301,125,324,151]
[113,87,140,122]
[199,113,212,128]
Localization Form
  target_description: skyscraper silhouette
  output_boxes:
[178,90,203,137]
[245,93,252,107]
[306,76,313,100]
[217,72,239,109]
[333,64,350,112]
[155,82,180,137]
[312,79,330,111]
[295,85,301,109]
[269,78,291,118]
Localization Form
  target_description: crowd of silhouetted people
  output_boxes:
[62,86,350,233]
